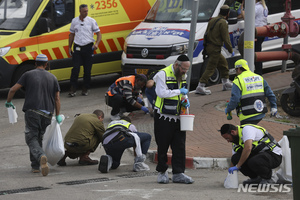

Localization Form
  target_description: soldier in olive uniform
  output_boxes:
[196,5,234,95]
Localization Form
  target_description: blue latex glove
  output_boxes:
[228,166,239,174]
[231,52,235,57]
[56,115,63,124]
[225,107,228,114]
[181,98,190,108]
[137,97,143,104]
[141,106,149,113]
[179,87,188,95]
[5,101,15,109]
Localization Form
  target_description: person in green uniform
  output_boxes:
[57,110,105,166]
[196,5,234,95]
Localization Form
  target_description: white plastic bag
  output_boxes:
[224,171,239,188]
[42,116,65,166]
[7,107,18,124]
[276,136,292,183]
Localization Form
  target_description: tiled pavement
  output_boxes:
[129,70,297,168]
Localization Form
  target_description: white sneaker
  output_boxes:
[222,78,233,91]
[133,162,150,172]
[195,83,211,95]
[110,114,121,121]
[157,171,169,184]
[172,173,194,184]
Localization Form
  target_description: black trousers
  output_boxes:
[70,43,94,89]
[106,94,141,115]
[154,110,186,174]
[231,150,282,179]
[254,37,265,75]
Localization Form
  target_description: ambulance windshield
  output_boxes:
[145,0,219,23]
[0,0,40,30]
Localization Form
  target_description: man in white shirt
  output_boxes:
[220,123,282,185]
[153,55,193,184]
[68,4,102,96]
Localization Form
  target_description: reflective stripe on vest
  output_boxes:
[233,71,267,121]
[154,64,187,115]
[233,124,279,153]
[107,75,135,96]
[102,120,131,140]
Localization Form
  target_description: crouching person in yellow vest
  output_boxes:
[220,123,282,185]
[99,116,151,173]
[225,59,277,125]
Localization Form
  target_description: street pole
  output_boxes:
[244,0,256,72]
[186,0,199,94]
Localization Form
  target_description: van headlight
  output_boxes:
[171,43,188,56]
[170,41,199,56]
[0,47,11,57]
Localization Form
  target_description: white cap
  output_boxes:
[36,54,48,62]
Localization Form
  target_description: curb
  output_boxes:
[147,150,230,169]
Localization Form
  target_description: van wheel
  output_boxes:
[208,68,221,85]
[200,58,221,86]
[11,64,35,98]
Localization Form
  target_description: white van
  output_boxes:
[121,0,300,85]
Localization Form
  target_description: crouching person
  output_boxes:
[99,116,151,173]
[220,123,282,185]
[57,110,105,166]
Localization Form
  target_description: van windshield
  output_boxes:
[145,0,219,23]
[0,0,40,30]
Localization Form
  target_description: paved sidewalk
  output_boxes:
[129,70,297,169]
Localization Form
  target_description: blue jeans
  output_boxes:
[103,132,151,169]
[24,110,51,169]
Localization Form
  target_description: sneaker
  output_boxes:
[172,173,194,184]
[98,155,112,173]
[68,86,76,97]
[40,155,49,176]
[157,171,169,184]
[81,88,88,96]
[195,83,211,95]
[243,177,262,186]
[31,168,40,173]
[110,114,121,121]
[222,78,233,91]
[133,162,150,172]
[260,178,275,185]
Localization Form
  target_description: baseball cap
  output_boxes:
[234,59,250,71]
[36,54,48,62]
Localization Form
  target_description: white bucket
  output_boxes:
[180,114,195,131]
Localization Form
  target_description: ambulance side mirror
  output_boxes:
[228,9,237,25]
[37,17,50,34]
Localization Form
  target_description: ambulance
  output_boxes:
[121,0,300,85]
[0,0,155,90]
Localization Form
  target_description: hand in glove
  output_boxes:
[5,101,15,109]
[181,98,190,108]
[179,87,188,95]
[141,106,149,114]
[231,52,235,57]
[270,108,277,116]
[56,115,63,124]
[137,97,143,104]
[225,107,228,115]
[228,166,239,174]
